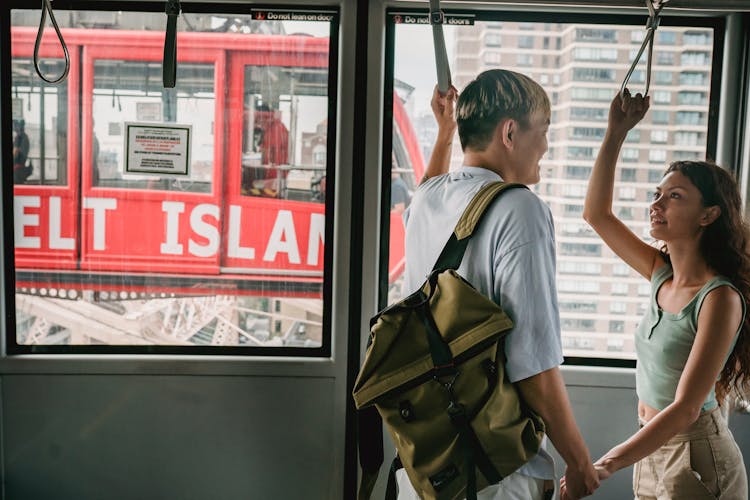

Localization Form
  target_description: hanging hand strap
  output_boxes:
[619,0,669,98]
[163,0,181,88]
[432,182,527,272]
[34,0,70,85]
[429,0,452,94]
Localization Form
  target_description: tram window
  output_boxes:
[10,59,69,185]
[92,61,216,192]
[8,7,338,354]
[240,63,329,201]
[387,13,717,363]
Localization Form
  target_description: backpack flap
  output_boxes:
[352,269,513,410]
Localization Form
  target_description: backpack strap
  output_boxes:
[432,181,527,271]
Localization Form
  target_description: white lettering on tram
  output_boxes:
[161,201,185,255]
[189,204,220,258]
[264,210,301,264]
[83,197,117,250]
[14,196,326,267]
[15,195,41,248]
[228,205,255,260]
[49,196,75,250]
[307,213,325,266]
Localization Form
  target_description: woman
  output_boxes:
[571,89,750,499]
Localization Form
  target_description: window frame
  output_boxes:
[3,1,341,357]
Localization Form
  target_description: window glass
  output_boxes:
[389,16,714,362]
[10,8,337,352]
[10,59,69,185]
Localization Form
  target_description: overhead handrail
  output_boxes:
[429,0,452,94]
[619,0,669,98]
[33,0,70,84]
[163,0,181,88]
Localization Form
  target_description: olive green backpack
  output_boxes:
[352,181,545,500]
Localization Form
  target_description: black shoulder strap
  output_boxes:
[432,181,527,272]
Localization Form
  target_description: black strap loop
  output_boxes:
[34,0,70,85]
[163,0,181,88]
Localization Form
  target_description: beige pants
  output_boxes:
[633,407,748,499]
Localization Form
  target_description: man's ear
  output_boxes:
[499,119,515,149]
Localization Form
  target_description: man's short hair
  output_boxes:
[456,69,550,151]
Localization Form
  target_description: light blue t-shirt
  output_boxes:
[402,166,564,484]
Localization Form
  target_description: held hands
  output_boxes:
[607,88,650,139]
[431,84,458,137]
[560,460,614,499]
[559,462,600,500]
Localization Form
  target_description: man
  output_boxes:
[390,170,411,215]
[398,71,599,500]
[12,119,31,184]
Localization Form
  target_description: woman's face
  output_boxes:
[649,170,716,242]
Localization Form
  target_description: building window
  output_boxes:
[567,146,596,160]
[619,186,637,200]
[656,52,674,65]
[483,52,502,64]
[558,280,601,293]
[610,301,627,313]
[563,204,584,216]
[649,169,665,183]
[678,91,706,105]
[683,31,711,45]
[651,110,670,124]
[609,320,625,333]
[649,149,667,163]
[622,148,639,162]
[613,263,630,276]
[559,261,601,274]
[650,130,668,143]
[681,51,710,66]
[680,71,708,86]
[572,88,616,102]
[658,31,677,44]
[517,54,533,66]
[621,168,637,181]
[575,28,616,42]
[654,71,672,85]
[611,283,629,295]
[675,131,701,146]
[572,68,616,82]
[560,242,601,257]
[652,91,671,104]
[676,111,703,125]
[559,301,597,313]
[518,35,534,48]
[572,47,617,61]
[565,165,592,179]
[485,33,502,47]
[571,127,606,140]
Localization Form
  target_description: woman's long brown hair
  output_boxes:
[663,161,750,404]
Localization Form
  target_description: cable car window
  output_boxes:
[8,7,338,355]
[10,59,68,185]
[92,61,216,192]
[385,12,719,364]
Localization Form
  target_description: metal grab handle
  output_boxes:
[33,0,70,85]
[619,0,668,98]
[429,0,452,94]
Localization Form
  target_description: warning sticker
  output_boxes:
[124,122,191,176]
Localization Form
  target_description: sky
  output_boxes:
[394,24,457,115]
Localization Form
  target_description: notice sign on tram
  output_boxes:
[124,123,191,176]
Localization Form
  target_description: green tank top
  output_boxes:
[635,264,745,411]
